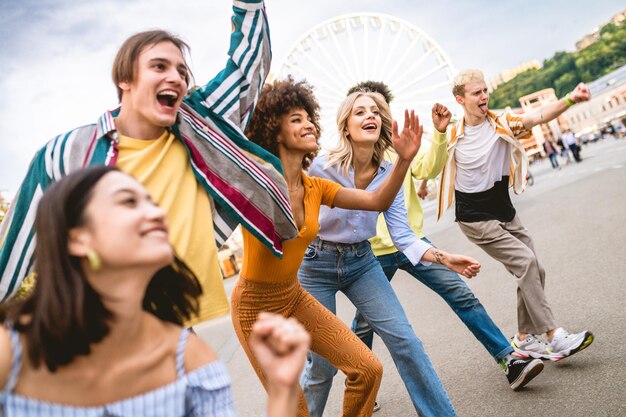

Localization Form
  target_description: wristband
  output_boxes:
[565,95,574,107]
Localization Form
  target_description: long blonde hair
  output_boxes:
[326,91,393,176]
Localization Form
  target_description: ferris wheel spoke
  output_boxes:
[396,79,451,98]
[372,22,387,79]
[328,24,356,79]
[393,97,456,108]
[282,62,343,97]
[378,23,404,78]
[346,23,362,81]
[310,36,353,87]
[298,46,351,92]
[383,35,422,82]
[389,47,437,88]
[394,63,447,96]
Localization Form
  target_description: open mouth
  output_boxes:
[142,225,168,238]
[362,123,377,131]
[156,90,179,108]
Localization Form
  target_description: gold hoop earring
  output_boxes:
[86,249,101,272]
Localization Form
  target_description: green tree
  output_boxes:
[490,21,626,107]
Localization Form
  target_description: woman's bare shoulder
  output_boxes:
[183,331,218,373]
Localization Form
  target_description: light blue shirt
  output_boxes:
[1,327,238,417]
[309,154,431,265]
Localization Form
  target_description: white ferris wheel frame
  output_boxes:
[275,12,459,148]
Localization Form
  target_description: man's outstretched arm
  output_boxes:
[522,82,591,130]
[193,0,270,130]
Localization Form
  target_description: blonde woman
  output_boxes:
[298,91,480,417]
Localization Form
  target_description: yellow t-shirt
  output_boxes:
[116,130,228,324]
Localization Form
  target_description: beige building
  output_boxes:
[562,64,626,137]
[518,88,566,156]
[488,60,541,92]
[576,9,625,51]
[575,30,601,51]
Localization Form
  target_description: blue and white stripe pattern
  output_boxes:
[1,328,238,417]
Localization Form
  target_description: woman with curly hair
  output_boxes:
[234,77,423,417]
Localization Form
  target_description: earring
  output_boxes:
[86,249,101,272]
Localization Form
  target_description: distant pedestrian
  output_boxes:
[543,138,560,169]
[561,129,582,162]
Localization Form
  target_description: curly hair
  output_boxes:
[246,77,321,170]
[347,80,394,104]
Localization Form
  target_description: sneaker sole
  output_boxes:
[551,332,594,361]
[511,348,553,361]
[511,359,544,391]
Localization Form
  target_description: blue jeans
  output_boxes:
[352,237,513,363]
[298,238,457,417]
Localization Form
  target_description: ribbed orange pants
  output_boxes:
[231,276,382,417]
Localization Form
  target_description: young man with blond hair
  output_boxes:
[438,69,594,360]
[0,1,297,326]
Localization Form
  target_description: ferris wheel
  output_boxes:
[275,13,458,149]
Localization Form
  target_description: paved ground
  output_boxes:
[195,137,626,417]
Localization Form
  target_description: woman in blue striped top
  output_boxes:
[0,166,310,417]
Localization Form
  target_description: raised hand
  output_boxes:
[443,254,481,279]
[570,82,591,104]
[392,109,423,162]
[431,103,452,133]
[249,312,311,388]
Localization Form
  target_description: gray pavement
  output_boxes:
[195,137,626,417]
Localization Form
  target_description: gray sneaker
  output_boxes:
[511,334,551,360]
[547,328,594,361]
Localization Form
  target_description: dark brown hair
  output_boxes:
[347,80,395,104]
[112,30,192,102]
[246,77,321,170]
[1,166,202,372]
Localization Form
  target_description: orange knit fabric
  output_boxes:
[240,172,341,283]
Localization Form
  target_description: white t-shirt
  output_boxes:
[561,131,577,146]
[455,119,510,193]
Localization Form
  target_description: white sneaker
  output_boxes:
[547,328,594,361]
[511,334,551,360]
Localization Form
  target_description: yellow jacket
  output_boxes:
[370,130,448,256]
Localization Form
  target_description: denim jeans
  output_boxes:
[352,237,514,363]
[298,238,457,417]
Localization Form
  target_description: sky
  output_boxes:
[0,0,623,194]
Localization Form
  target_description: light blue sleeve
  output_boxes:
[186,363,239,417]
[382,187,432,265]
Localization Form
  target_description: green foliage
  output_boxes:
[490,21,626,108]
